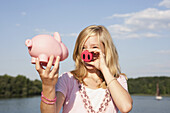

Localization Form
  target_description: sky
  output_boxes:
[0,0,170,80]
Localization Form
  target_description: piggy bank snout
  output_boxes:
[81,50,93,62]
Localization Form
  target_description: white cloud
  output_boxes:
[60,33,78,37]
[34,28,77,37]
[125,8,170,30]
[159,0,170,8]
[106,13,134,19]
[21,12,26,16]
[107,8,170,39]
[157,50,170,54]
[34,28,53,34]
[108,24,140,39]
[64,33,78,37]
[142,33,160,38]
[15,24,21,27]
[108,24,132,34]
[154,63,170,69]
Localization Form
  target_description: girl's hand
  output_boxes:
[87,49,107,71]
[35,55,60,87]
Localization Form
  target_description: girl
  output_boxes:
[36,25,133,113]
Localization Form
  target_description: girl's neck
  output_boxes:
[83,70,103,89]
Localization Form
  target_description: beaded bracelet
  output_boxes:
[41,91,57,102]
[41,91,57,105]
[107,78,117,88]
[41,96,56,105]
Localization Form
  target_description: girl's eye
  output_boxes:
[93,46,98,48]
[82,46,85,50]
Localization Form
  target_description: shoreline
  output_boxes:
[1,94,170,99]
[131,94,170,97]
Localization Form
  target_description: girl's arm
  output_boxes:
[40,86,65,113]
[88,49,133,113]
[35,56,65,113]
[101,66,133,113]
[56,92,65,113]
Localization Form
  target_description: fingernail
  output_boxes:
[51,55,54,59]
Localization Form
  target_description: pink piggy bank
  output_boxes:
[25,32,69,66]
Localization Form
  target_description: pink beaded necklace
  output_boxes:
[79,83,112,113]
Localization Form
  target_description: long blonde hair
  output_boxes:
[71,25,123,86]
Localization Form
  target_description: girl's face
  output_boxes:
[82,35,105,70]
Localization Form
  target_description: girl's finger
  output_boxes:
[35,58,43,74]
[94,49,105,57]
[45,55,54,74]
[89,49,105,59]
[51,56,60,77]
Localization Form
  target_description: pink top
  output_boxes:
[55,72,128,113]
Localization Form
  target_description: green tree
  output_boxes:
[128,76,170,95]
[0,74,42,98]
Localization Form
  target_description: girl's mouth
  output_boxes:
[84,63,94,67]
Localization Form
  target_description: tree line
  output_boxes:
[128,76,170,96]
[0,74,170,98]
[0,74,42,98]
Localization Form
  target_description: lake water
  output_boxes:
[0,96,170,113]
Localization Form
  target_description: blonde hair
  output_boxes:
[71,25,124,87]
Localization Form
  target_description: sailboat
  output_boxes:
[155,83,162,100]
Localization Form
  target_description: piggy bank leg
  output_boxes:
[31,57,36,64]
[38,54,48,66]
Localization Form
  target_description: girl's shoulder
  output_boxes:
[56,72,78,97]
[58,72,77,84]
[117,74,128,91]
[117,73,128,80]
[59,72,74,79]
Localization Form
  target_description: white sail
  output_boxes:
[155,83,162,100]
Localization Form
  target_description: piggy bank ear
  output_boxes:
[60,43,69,61]
[54,32,61,42]
[25,39,32,47]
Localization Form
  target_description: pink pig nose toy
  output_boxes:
[81,50,93,62]
[25,32,69,66]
